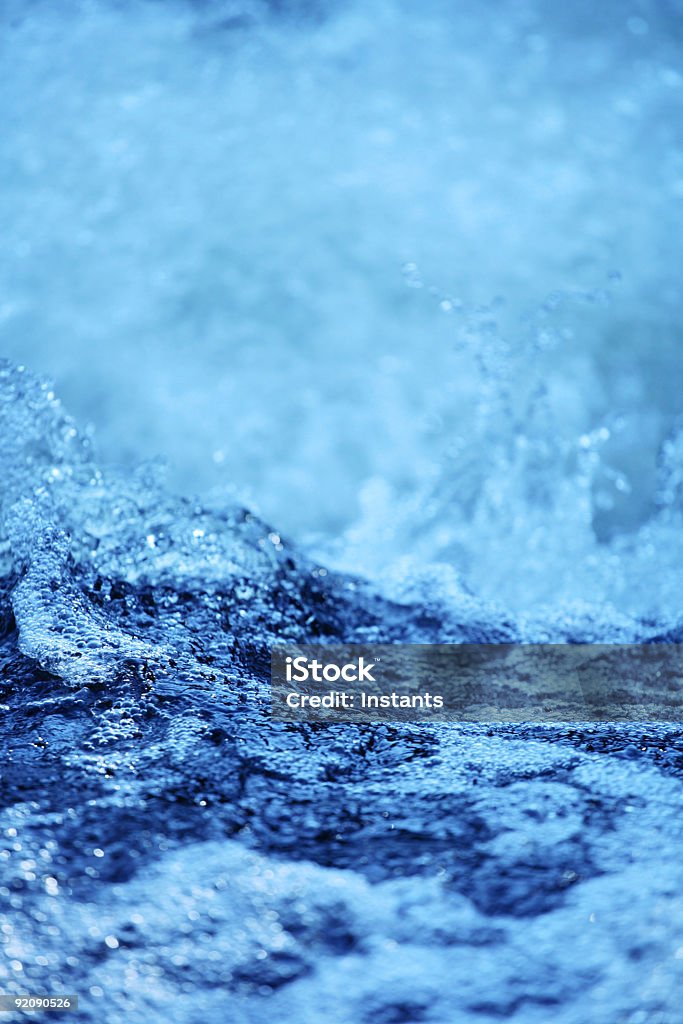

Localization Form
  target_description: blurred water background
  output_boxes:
[2,0,683,626]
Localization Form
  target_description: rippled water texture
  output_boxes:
[1,1,683,1021]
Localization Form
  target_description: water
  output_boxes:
[3,0,683,617]
[2,1,683,1021]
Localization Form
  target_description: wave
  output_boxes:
[1,360,683,1022]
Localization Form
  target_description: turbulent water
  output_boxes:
[2,361,683,1023]
[2,1,683,1022]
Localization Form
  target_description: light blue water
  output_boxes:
[2,0,683,626]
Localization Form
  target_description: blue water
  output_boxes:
[2,1,683,1021]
